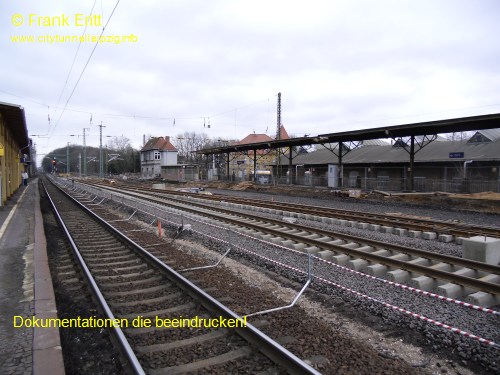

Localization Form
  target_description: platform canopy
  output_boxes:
[0,101,29,150]
[199,112,500,155]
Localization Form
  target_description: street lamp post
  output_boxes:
[83,128,90,176]
[66,142,70,174]
[99,123,106,178]
[69,134,83,177]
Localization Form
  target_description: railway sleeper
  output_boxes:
[100,275,164,289]
[433,266,486,297]
[105,284,172,298]
[280,228,302,235]
[387,269,413,283]
[94,268,155,281]
[355,222,370,229]
[317,250,334,260]
[315,236,333,243]
[327,239,346,246]
[365,264,389,276]
[439,234,455,243]
[331,254,350,265]
[147,347,253,375]
[136,330,228,354]
[348,251,406,272]
[466,291,500,307]
[269,236,285,244]
[109,291,183,308]
[72,236,118,245]
[83,252,135,261]
[120,302,197,320]
[104,263,148,273]
[291,243,307,251]
[347,258,369,271]
[280,240,295,248]
[86,258,142,268]
[303,246,320,255]
[56,263,74,271]
[302,233,321,240]
[321,217,335,224]
[341,242,360,249]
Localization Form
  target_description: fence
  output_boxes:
[219,174,499,193]
[303,177,499,193]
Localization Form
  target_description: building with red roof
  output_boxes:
[230,126,289,182]
[140,136,178,178]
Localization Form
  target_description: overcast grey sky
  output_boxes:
[2,0,500,163]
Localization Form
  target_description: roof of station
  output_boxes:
[474,128,500,142]
[289,136,500,166]
[0,101,29,151]
[200,112,500,155]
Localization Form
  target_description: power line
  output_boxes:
[209,96,274,118]
[51,0,122,137]
[53,0,98,121]
[0,89,49,107]
[3,87,500,133]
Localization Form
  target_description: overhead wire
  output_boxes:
[0,89,49,107]
[209,96,273,118]
[50,0,122,138]
[53,0,98,123]
[3,86,500,136]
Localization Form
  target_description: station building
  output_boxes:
[201,119,500,193]
[280,129,500,193]
[228,126,290,182]
[0,102,31,206]
[140,136,178,179]
[140,136,200,182]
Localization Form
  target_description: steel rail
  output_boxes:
[42,180,146,375]
[103,183,500,238]
[218,196,500,236]
[90,183,500,275]
[47,178,321,375]
[83,184,500,295]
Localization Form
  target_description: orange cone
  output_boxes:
[157,219,162,238]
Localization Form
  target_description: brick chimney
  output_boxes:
[165,136,170,142]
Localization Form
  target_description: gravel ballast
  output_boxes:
[65,180,500,374]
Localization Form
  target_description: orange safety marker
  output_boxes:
[157,219,162,238]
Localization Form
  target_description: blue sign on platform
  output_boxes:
[449,152,464,158]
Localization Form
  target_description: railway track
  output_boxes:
[42,178,320,374]
[109,182,500,240]
[68,180,500,307]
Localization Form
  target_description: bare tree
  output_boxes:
[173,132,211,163]
[107,135,131,151]
[444,131,473,142]
[105,136,139,174]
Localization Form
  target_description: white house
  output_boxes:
[140,136,178,178]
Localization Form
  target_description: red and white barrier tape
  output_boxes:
[175,216,500,349]
[201,217,500,314]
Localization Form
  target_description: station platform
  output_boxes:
[0,178,64,375]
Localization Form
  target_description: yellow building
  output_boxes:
[0,102,30,206]
[230,126,290,182]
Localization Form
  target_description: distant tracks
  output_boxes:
[118,183,500,240]
[85,182,500,305]
[43,177,320,374]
